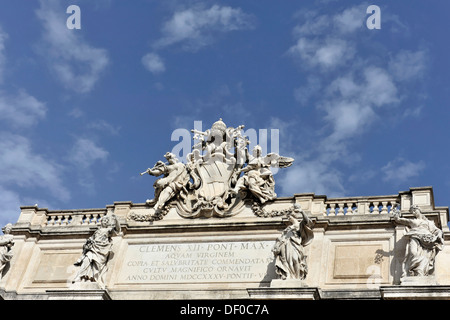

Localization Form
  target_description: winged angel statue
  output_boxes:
[139,119,294,219]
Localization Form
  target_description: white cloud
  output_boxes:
[69,138,109,169]
[321,67,399,145]
[333,5,366,34]
[278,160,345,197]
[294,4,366,37]
[388,49,427,82]
[292,12,330,37]
[142,52,166,74]
[0,132,70,202]
[323,101,375,144]
[382,158,426,184]
[402,105,423,118]
[0,89,47,127]
[87,119,120,136]
[36,0,109,93]
[154,4,255,51]
[69,107,84,118]
[288,5,368,71]
[259,117,348,197]
[327,67,399,106]
[145,4,254,75]
[362,67,399,106]
[327,73,360,98]
[0,20,69,221]
[284,4,428,197]
[288,37,355,70]
[68,137,109,193]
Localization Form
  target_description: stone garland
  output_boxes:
[127,204,172,222]
[251,202,295,218]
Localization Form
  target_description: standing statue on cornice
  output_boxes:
[393,205,444,278]
[72,214,121,289]
[272,205,314,280]
[141,152,190,213]
[0,223,14,279]
[232,145,294,204]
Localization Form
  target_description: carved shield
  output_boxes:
[197,153,235,200]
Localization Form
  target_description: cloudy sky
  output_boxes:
[0,0,449,226]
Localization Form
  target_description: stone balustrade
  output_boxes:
[323,196,398,216]
[44,211,106,226]
[15,206,109,227]
[291,187,446,222]
[16,187,445,230]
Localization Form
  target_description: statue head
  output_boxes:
[287,204,304,222]
[164,152,178,164]
[2,223,12,234]
[253,145,262,158]
[409,205,423,218]
[210,119,227,145]
[211,118,227,133]
[100,215,111,227]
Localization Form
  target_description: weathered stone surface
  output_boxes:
[381,285,450,300]
[247,286,320,300]
[270,279,307,288]
[400,276,438,286]
[116,240,275,284]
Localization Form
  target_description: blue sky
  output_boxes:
[0,0,449,226]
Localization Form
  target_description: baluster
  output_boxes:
[372,202,380,214]
[346,202,353,215]
[329,203,336,216]
[337,203,345,216]
[380,201,388,215]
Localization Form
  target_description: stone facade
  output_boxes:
[1,120,449,300]
[1,186,449,300]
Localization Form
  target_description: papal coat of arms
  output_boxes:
[134,119,294,220]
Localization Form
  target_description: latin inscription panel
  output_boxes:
[117,240,276,284]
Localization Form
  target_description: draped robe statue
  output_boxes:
[393,205,444,278]
[72,214,121,288]
[272,205,314,280]
[0,224,13,278]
